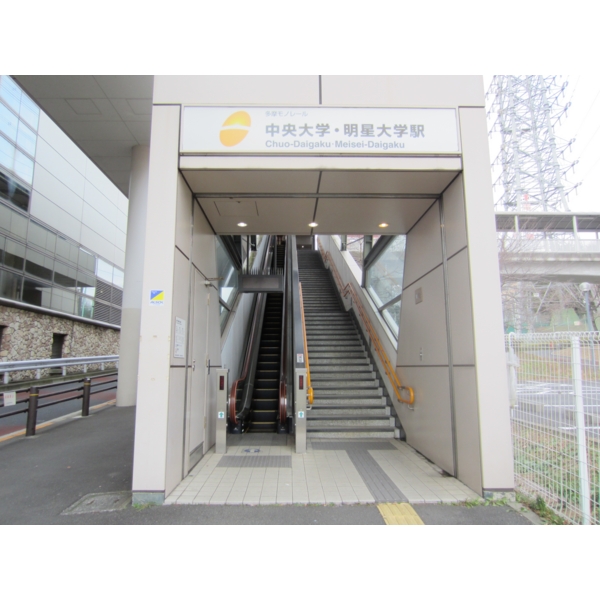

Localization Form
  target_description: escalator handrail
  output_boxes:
[229,237,275,424]
[278,238,288,425]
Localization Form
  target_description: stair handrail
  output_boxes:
[229,237,274,425]
[298,283,314,405]
[318,241,415,406]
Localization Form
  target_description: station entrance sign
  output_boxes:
[181,106,459,155]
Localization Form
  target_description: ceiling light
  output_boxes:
[309,222,318,227]
[237,222,247,227]
[378,222,389,228]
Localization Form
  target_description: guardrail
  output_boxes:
[506,331,600,524]
[298,283,314,405]
[319,242,414,406]
[0,355,119,384]
[0,373,118,437]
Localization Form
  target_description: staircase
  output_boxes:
[297,250,399,439]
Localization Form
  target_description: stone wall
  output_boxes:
[0,305,120,382]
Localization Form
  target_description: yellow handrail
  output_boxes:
[319,241,415,406]
[298,283,314,405]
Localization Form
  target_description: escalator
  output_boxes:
[229,237,289,434]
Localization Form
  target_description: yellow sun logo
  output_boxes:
[219,111,251,147]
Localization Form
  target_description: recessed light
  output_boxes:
[309,222,318,227]
[237,222,247,227]
[378,222,389,228]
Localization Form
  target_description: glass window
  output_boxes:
[0,102,18,142]
[14,150,34,184]
[78,248,96,273]
[0,233,4,263]
[112,267,124,288]
[365,235,406,339]
[77,296,94,319]
[0,135,15,171]
[28,221,56,254]
[381,299,402,338]
[366,236,406,307]
[77,270,95,296]
[0,202,28,238]
[19,95,39,131]
[56,236,79,265]
[51,287,75,314]
[16,122,36,157]
[0,268,22,300]
[0,77,21,113]
[96,258,113,282]
[216,236,238,308]
[25,248,54,281]
[0,171,30,211]
[54,261,77,289]
[4,239,26,270]
[22,277,52,309]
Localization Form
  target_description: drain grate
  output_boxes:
[62,491,132,515]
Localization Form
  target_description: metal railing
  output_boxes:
[0,373,118,437]
[0,355,119,384]
[499,238,600,254]
[506,331,600,524]
[319,241,414,405]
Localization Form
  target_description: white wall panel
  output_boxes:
[114,248,125,269]
[165,367,186,496]
[115,210,128,233]
[453,367,483,494]
[32,164,84,221]
[402,202,442,288]
[442,174,467,258]
[35,137,85,197]
[447,249,475,365]
[154,75,319,105]
[397,266,448,366]
[37,112,87,174]
[321,75,484,109]
[80,224,115,263]
[83,180,118,225]
[175,175,192,258]
[113,228,126,252]
[30,191,82,242]
[82,201,116,244]
[395,366,454,475]
[84,158,126,210]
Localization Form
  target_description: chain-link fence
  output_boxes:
[506,332,600,524]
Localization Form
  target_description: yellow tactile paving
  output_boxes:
[377,503,424,525]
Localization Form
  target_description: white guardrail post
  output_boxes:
[215,368,228,454]
[571,335,592,525]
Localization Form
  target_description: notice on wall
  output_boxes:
[174,317,186,359]
[3,391,16,407]
[296,353,304,364]
[181,106,460,155]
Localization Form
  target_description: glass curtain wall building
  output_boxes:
[0,76,127,327]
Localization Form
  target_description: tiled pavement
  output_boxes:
[165,435,480,506]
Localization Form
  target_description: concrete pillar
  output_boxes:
[116,145,149,407]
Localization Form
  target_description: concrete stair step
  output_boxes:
[311,371,375,380]
[309,407,390,416]
[310,365,373,373]
[309,398,387,407]
[314,388,383,398]
[310,358,371,365]
[307,428,398,439]
[307,417,395,427]
[313,380,380,389]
